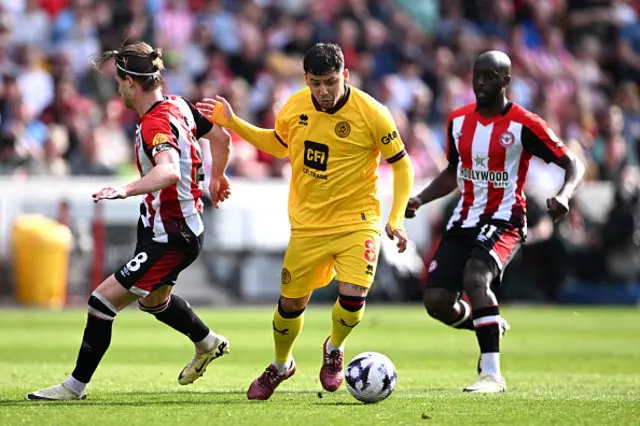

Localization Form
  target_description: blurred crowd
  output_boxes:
[0,0,639,182]
[0,0,639,292]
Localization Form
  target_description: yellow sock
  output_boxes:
[330,295,365,349]
[272,302,305,365]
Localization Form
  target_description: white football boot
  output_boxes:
[463,374,506,393]
[26,383,86,401]
[178,335,230,385]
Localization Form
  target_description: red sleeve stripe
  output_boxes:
[387,149,407,164]
[275,132,288,148]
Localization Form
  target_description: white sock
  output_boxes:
[195,331,219,353]
[273,358,292,375]
[63,376,86,396]
[326,339,344,353]
[480,352,501,378]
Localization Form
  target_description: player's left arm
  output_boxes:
[202,125,231,179]
[521,115,586,222]
[185,98,233,207]
[374,106,415,252]
[200,124,232,208]
[185,98,231,176]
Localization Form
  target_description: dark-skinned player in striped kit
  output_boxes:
[406,51,585,393]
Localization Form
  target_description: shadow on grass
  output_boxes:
[313,401,365,406]
[126,390,311,396]
[0,399,245,407]
[0,390,319,407]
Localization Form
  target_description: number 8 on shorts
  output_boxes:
[125,252,148,272]
[114,240,200,298]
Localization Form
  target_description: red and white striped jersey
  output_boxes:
[445,101,567,231]
[135,95,213,243]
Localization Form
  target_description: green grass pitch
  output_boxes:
[0,305,638,425]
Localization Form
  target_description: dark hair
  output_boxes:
[92,41,164,92]
[303,43,345,75]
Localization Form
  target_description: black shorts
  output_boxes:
[426,222,523,294]
[114,220,203,297]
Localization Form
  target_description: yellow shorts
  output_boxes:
[280,229,382,299]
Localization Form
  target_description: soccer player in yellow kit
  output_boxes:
[197,43,414,400]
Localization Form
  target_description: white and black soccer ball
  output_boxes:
[345,352,397,404]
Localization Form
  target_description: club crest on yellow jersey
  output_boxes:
[335,121,351,138]
[281,268,291,284]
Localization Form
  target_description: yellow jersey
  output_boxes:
[274,85,406,236]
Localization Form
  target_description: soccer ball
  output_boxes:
[345,352,397,403]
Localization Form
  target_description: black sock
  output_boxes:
[472,306,501,353]
[445,299,474,330]
[71,314,113,383]
[141,294,209,343]
[338,294,366,312]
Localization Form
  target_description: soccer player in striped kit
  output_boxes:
[27,42,232,401]
[405,51,585,393]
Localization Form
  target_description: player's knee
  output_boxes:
[278,296,309,315]
[423,298,442,319]
[142,285,173,306]
[139,295,171,315]
[423,288,455,320]
[139,284,173,314]
[462,258,493,295]
[338,282,369,298]
[87,291,118,321]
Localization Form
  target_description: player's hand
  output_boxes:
[546,195,569,223]
[209,174,231,209]
[195,98,218,118]
[385,223,408,253]
[196,96,234,126]
[405,197,422,219]
[92,186,128,203]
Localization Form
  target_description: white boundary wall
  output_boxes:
[0,176,614,261]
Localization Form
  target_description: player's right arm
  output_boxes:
[196,96,289,158]
[405,118,459,219]
[122,149,181,197]
[92,126,181,202]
